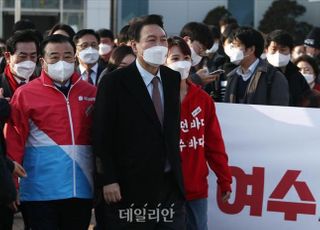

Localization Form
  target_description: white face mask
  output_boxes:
[227,47,244,65]
[46,60,75,83]
[190,47,202,66]
[302,73,315,85]
[224,43,233,57]
[167,60,192,80]
[143,45,168,67]
[99,43,112,55]
[79,47,100,64]
[266,52,290,67]
[13,60,36,80]
[206,42,219,54]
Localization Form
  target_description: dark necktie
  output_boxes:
[152,77,170,172]
[86,69,94,85]
[151,77,163,126]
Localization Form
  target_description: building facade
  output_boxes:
[0,0,111,39]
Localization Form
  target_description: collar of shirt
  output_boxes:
[135,59,162,87]
[14,76,29,84]
[236,58,260,81]
[79,63,98,75]
[54,79,71,88]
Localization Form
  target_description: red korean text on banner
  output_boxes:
[267,170,316,221]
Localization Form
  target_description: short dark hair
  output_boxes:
[167,36,191,57]
[210,26,221,40]
[221,23,239,45]
[128,14,164,42]
[118,25,130,44]
[6,30,39,55]
[40,34,76,57]
[266,29,294,50]
[96,29,114,40]
[179,22,213,49]
[12,19,35,33]
[233,27,265,58]
[73,29,100,45]
[219,15,238,27]
[48,23,76,38]
[107,45,135,72]
[293,54,319,77]
[0,38,6,45]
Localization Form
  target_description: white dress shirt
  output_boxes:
[135,59,164,109]
[79,63,98,85]
[236,58,260,81]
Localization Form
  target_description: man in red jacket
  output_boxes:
[0,30,38,99]
[5,34,96,229]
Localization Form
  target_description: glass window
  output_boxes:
[4,0,14,8]
[63,12,84,32]
[118,0,148,32]
[228,0,254,26]
[21,0,59,9]
[64,0,84,10]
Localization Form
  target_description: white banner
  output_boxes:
[208,103,320,230]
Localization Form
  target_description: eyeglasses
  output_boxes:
[77,42,99,50]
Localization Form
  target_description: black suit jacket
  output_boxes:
[0,73,13,98]
[93,62,184,204]
[0,72,38,98]
[0,98,16,205]
[281,61,311,106]
[77,59,107,86]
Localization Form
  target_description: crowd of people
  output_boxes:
[0,13,320,230]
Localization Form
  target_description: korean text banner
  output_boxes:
[208,103,320,230]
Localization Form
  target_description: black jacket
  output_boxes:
[279,61,311,106]
[0,73,13,98]
[203,53,232,102]
[93,62,184,204]
[77,58,107,86]
[224,59,289,105]
[0,71,38,99]
[0,58,6,74]
[0,98,16,205]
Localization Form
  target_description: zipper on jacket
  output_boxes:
[43,81,78,197]
[66,98,77,197]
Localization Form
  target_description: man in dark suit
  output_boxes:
[0,88,26,229]
[93,15,185,229]
[0,91,16,230]
[265,29,310,106]
[74,29,106,86]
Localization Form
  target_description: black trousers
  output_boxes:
[21,198,92,230]
[0,205,14,230]
[103,172,186,230]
